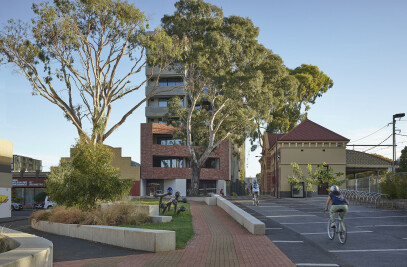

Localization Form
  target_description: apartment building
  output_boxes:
[140,65,244,196]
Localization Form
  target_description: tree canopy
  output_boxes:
[266,64,334,134]
[397,146,407,173]
[0,0,185,143]
[163,0,288,194]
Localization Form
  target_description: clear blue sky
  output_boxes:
[1,0,406,176]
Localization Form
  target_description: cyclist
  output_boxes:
[252,180,260,201]
[324,185,349,228]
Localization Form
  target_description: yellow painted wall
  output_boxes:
[109,147,140,181]
[63,146,140,181]
[0,139,12,188]
[0,139,13,165]
[279,142,347,194]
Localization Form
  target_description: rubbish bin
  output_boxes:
[291,182,305,198]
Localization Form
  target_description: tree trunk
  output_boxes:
[191,163,201,196]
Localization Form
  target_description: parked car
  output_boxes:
[44,196,57,209]
[11,202,23,211]
[34,202,44,209]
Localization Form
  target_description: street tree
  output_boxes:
[0,0,184,144]
[288,162,345,198]
[267,64,334,133]
[288,162,320,198]
[163,0,277,195]
[397,146,407,172]
[47,141,131,210]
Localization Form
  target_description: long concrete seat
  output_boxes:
[213,195,265,235]
[31,220,175,252]
[0,227,53,266]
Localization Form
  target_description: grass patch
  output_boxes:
[121,202,194,249]
[124,199,159,205]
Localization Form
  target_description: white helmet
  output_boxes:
[330,185,339,192]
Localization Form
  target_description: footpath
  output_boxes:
[53,201,295,267]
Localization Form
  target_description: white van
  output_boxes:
[44,196,57,209]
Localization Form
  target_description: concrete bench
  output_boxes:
[0,227,53,267]
[213,195,265,235]
[150,215,172,223]
[31,220,175,252]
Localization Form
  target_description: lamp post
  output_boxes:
[393,113,405,172]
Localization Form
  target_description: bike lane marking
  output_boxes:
[301,230,372,235]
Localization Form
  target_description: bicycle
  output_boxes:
[252,192,259,206]
[327,209,347,244]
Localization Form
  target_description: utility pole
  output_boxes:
[393,113,405,172]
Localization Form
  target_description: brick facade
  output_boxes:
[141,123,230,181]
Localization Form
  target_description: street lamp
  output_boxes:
[393,113,405,172]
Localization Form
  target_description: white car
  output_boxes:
[44,196,57,209]
[11,202,23,211]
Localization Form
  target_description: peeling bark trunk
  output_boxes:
[191,163,201,196]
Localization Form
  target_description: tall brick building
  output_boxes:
[140,64,244,196]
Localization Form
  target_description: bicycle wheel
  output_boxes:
[338,220,347,244]
[327,219,335,240]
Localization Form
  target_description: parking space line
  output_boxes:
[346,216,407,220]
[329,248,407,253]
[272,240,304,243]
[282,222,326,225]
[302,230,372,235]
[356,225,407,227]
[296,264,339,267]
[266,215,316,218]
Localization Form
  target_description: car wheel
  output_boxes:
[47,205,52,209]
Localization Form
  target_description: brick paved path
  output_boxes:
[55,201,295,267]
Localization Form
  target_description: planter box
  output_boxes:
[31,220,175,252]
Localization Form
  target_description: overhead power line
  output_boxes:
[363,133,393,153]
[351,124,389,143]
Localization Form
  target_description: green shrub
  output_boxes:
[380,173,407,199]
[46,141,132,211]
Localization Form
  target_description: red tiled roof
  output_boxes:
[278,118,349,142]
[267,133,284,148]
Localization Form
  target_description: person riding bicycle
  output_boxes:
[324,185,349,228]
[252,180,259,200]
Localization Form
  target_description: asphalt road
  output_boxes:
[234,197,407,267]
[0,209,150,263]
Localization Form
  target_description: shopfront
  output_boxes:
[12,173,48,207]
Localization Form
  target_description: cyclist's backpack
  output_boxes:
[253,184,258,189]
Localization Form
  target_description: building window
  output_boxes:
[158,98,168,107]
[203,158,219,169]
[153,157,185,168]
[158,77,184,86]
[154,134,183,145]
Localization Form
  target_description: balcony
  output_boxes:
[145,107,169,118]
[145,64,185,77]
[145,84,185,97]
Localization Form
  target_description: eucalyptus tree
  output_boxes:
[0,0,184,143]
[267,64,334,133]
[163,0,284,195]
